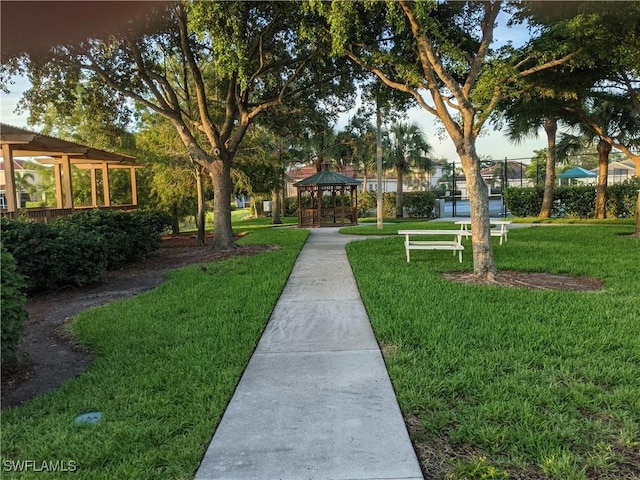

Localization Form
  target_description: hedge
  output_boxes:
[504,180,639,218]
[0,209,172,294]
[1,246,28,364]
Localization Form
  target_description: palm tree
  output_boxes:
[383,122,433,218]
[560,97,639,219]
[14,171,35,207]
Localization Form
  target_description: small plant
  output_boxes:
[449,456,509,480]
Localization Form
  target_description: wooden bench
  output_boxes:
[398,230,472,263]
[455,220,511,245]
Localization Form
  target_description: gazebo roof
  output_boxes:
[295,170,361,187]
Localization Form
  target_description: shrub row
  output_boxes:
[1,209,172,294]
[1,247,28,364]
[357,190,436,218]
[285,191,436,219]
[504,180,639,218]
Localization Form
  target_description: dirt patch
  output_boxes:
[1,234,276,409]
[441,270,603,291]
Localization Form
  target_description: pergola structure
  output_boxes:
[1,123,142,222]
[295,164,361,228]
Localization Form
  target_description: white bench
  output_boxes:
[455,220,511,245]
[398,230,472,263]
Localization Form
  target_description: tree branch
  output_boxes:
[519,50,582,77]
[463,2,501,98]
[344,49,438,116]
[176,2,221,152]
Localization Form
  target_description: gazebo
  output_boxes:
[1,123,142,222]
[294,163,361,228]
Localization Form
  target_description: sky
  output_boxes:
[0,9,546,164]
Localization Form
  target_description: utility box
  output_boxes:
[263,201,272,213]
[435,198,445,218]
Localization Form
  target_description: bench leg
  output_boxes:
[458,250,463,263]
[406,248,410,263]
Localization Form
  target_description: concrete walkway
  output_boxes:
[195,228,423,480]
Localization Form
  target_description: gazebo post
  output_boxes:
[102,163,111,207]
[90,167,99,207]
[62,155,74,208]
[130,167,138,206]
[1,144,17,212]
[54,163,64,208]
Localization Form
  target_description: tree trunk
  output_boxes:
[459,148,496,279]
[396,164,404,218]
[595,139,611,219]
[271,189,282,224]
[171,202,180,234]
[210,156,237,250]
[195,167,206,246]
[539,117,557,218]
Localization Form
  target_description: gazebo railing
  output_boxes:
[0,205,137,223]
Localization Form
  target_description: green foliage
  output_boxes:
[0,217,107,293]
[606,178,640,218]
[53,209,171,270]
[0,210,171,294]
[284,197,298,216]
[357,190,397,218]
[452,456,510,480]
[503,187,544,217]
[358,190,377,216]
[0,246,28,364]
[553,186,597,218]
[505,183,639,219]
[403,191,436,218]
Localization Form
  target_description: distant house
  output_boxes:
[480,161,531,191]
[603,160,636,184]
[0,158,40,208]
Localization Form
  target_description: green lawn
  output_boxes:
[0,225,308,479]
[346,224,640,479]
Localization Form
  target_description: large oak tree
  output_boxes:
[14,1,354,249]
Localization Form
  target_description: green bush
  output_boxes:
[505,182,639,218]
[1,246,28,364]
[357,190,376,216]
[554,185,596,218]
[284,197,298,216]
[1,217,108,293]
[504,186,544,217]
[606,178,640,218]
[403,191,436,218]
[53,209,170,270]
[357,191,397,218]
[0,209,170,294]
